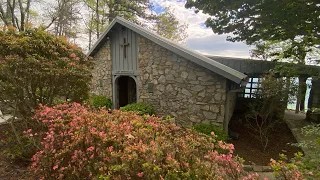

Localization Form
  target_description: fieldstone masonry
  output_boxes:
[138,37,227,126]
[90,36,228,126]
[91,41,112,97]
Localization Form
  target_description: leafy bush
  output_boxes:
[245,73,292,151]
[193,123,228,141]
[0,28,92,160]
[271,124,320,179]
[270,153,314,180]
[0,125,38,160]
[89,95,112,109]
[31,103,260,179]
[120,102,154,115]
[0,28,92,118]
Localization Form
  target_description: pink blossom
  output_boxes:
[137,172,143,177]
[53,165,59,170]
[87,146,94,152]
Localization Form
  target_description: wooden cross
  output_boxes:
[120,38,130,58]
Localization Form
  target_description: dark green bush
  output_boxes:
[89,95,112,109]
[120,102,154,115]
[193,124,228,141]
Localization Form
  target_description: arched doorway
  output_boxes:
[115,76,137,108]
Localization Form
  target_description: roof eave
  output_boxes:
[87,17,247,84]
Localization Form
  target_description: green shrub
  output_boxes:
[120,102,154,115]
[89,95,112,109]
[31,103,258,179]
[0,28,92,160]
[193,123,228,141]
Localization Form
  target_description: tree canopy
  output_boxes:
[185,0,319,45]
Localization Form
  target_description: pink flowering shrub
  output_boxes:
[31,103,259,179]
[270,153,315,180]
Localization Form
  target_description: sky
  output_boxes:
[150,0,252,58]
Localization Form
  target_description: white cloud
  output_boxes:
[151,0,251,58]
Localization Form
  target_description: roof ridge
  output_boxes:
[88,16,247,84]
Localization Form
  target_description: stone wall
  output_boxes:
[91,41,113,97]
[138,37,227,126]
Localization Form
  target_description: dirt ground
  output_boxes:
[229,119,302,165]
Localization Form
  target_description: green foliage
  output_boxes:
[0,28,92,118]
[31,103,258,179]
[0,28,92,160]
[292,124,320,178]
[192,124,228,141]
[271,124,320,179]
[245,73,292,151]
[89,95,112,109]
[185,0,319,46]
[271,152,315,180]
[0,123,38,160]
[154,8,188,43]
[120,102,154,116]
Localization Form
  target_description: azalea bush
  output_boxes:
[31,103,259,179]
[120,102,154,115]
[0,27,92,118]
[270,153,314,180]
[271,124,320,180]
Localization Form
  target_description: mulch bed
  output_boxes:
[228,119,302,165]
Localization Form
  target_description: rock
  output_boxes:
[200,105,210,111]
[214,93,222,101]
[198,90,206,97]
[181,88,192,96]
[156,84,165,92]
[190,115,201,123]
[158,75,166,84]
[191,85,205,92]
[166,84,173,91]
[198,76,212,82]
[187,72,197,80]
[203,111,216,120]
[152,69,158,75]
[181,71,188,79]
[210,105,220,113]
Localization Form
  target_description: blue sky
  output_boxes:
[150,0,251,58]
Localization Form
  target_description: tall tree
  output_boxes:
[153,8,188,43]
[186,0,320,112]
[45,0,81,39]
[83,0,188,49]
[0,0,31,31]
[83,0,151,39]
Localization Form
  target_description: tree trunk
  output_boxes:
[295,78,300,114]
[299,76,308,112]
[95,0,100,38]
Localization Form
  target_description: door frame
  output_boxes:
[112,75,139,109]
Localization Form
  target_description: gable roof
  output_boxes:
[88,16,247,85]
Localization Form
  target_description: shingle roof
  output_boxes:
[88,17,247,84]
